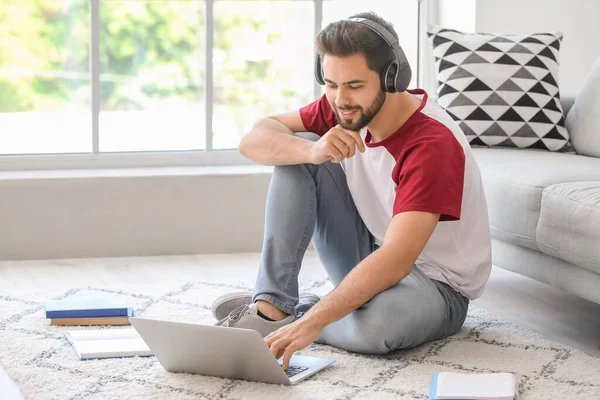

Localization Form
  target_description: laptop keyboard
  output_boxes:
[285,365,310,378]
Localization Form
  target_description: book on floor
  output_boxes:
[64,328,152,360]
[51,316,131,326]
[429,372,518,400]
[45,298,134,319]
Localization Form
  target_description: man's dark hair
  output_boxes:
[316,12,398,75]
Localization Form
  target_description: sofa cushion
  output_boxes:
[565,56,600,157]
[427,26,569,151]
[537,182,600,274]
[472,148,600,250]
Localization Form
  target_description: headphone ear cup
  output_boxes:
[395,63,412,92]
[314,55,325,85]
[382,61,398,93]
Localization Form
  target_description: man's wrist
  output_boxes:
[304,141,317,164]
[303,306,329,328]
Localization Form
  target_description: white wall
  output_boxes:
[476,0,600,97]
[435,0,600,97]
[0,168,272,261]
[438,0,476,32]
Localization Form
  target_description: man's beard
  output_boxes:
[334,90,386,131]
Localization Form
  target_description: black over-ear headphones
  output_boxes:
[314,17,412,93]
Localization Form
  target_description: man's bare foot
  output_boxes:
[256,300,289,321]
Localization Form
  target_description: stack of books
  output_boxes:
[64,327,152,360]
[44,298,134,326]
[429,372,519,400]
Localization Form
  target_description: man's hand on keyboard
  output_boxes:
[264,317,325,370]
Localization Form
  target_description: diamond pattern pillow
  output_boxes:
[427,26,570,151]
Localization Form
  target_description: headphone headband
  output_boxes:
[345,17,400,54]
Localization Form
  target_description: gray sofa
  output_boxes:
[471,58,600,305]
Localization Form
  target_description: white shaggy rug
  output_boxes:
[1,276,600,399]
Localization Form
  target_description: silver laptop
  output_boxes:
[130,317,335,385]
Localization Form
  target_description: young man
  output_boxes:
[213,12,492,370]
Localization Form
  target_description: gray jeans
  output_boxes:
[253,133,469,355]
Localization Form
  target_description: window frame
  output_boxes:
[0,0,429,172]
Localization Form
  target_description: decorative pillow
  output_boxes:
[565,56,600,158]
[427,26,569,151]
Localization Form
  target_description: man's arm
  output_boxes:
[265,210,440,368]
[238,111,316,166]
[239,111,365,166]
[304,210,440,326]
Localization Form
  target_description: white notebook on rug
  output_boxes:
[64,328,153,360]
[430,372,518,400]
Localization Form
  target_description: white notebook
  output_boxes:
[64,328,153,360]
[432,372,518,400]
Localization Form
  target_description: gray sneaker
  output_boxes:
[212,291,322,321]
[211,291,253,321]
[295,293,321,317]
[215,303,295,338]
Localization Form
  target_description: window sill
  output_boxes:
[0,164,274,181]
[0,149,259,172]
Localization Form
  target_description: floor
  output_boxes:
[474,266,600,358]
[1,252,599,360]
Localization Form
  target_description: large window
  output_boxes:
[213,1,317,150]
[0,0,420,167]
[98,0,206,152]
[0,0,91,154]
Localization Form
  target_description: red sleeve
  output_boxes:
[299,94,338,136]
[392,128,465,221]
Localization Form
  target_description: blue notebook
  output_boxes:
[429,374,469,400]
[45,298,134,319]
[430,374,469,400]
[429,373,439,400]
[429,372,517,400]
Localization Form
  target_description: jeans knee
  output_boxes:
[272,163,314,184]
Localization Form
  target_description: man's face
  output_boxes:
[322,53,386,131]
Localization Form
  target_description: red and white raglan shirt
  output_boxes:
[299,89,492,299]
